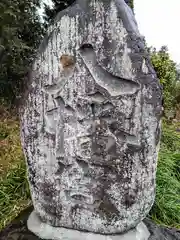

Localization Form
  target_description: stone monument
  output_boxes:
[20,0,162,239]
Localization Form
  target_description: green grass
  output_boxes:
[0,107,31,229]
[0,161,31,229]
[150,122,180,229]
[0,110,179,230]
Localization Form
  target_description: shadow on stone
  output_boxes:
[144,219,180,240]
[0,206,41,240]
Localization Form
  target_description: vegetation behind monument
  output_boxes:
[0,0,44,105]
[0,0,179,231]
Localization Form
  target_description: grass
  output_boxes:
[0,107,179,230]
[0,107,23,176]
[0,161,31,229]
[0,107,31,230]
[150,121,180,229]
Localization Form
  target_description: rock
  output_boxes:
[20,0,162,237]
[144,219,180,240]
[0,207,179,240]
[0,206,39,240]
[27,210,150,240]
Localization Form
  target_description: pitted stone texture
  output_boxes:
[28,211,150,240]
[20,0,162,235]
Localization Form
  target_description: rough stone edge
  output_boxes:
[27,210,150,240]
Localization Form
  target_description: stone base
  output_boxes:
[1,207,180,240]
[27,210,150,240]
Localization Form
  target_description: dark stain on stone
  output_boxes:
[109,121,119,133]
[39,182,54,202]
[71,204,80,219]
[155,125,161,146]
[28,166,36,187]
[55,96,65,107]
[98,193,119,221]
[80,43,93,50]
[34,110,40,117]
[32,131,38,139]
[123,192,137,208]
[73,89,78,98]
[127,143,142,153]
[37,149,41,156]
[42,203,55,216]
[42,203,62,221]
[100,113,114,123]
[71,194,87,202]
[98,164,120,179]
[90,103,96,116]
[101,35,112,68]
[139,139,149,168]
[56,161,66,175]
[151,178,155,186]
[44,132,56,142]
[94,84,112,99]
[76,157,89,174]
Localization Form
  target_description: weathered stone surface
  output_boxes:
[0,207,179,240]
[20,0,162,235]
[27,210,150,240]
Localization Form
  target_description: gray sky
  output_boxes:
[135,0,180,64]
[40,0,180,63]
